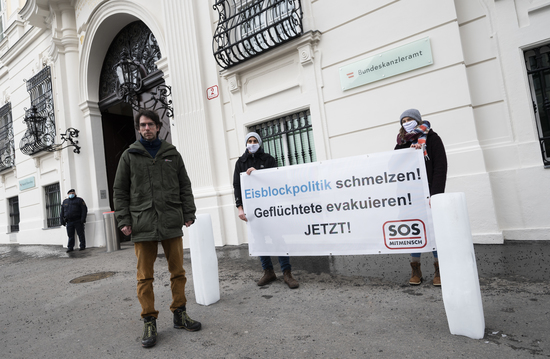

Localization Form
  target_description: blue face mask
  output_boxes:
[69,194,76,199]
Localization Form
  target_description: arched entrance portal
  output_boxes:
[98,20,172,211]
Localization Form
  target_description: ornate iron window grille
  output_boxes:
[99,21,173,117]
[20,66,56,155]
[8,196,19,232]
[213,0,303,69]
[45,183,62,228]
[525,45,550,167]
[248,109,315,166]
[0,103,15,172]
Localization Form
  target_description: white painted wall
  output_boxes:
[456,0,550,240]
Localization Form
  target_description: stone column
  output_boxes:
[50,2,110,246]
[161,0,214,188]
[161,0,232,247]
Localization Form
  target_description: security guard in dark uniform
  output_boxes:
[60,189,88,252]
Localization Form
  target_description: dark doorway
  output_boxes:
[100,101,136,211]
[98,20,173,241]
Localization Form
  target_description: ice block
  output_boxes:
[431,192,485,339]
[189,214,220,306]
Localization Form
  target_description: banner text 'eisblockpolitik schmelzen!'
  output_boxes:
[241,149,436,256]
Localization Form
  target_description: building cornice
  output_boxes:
[20,0,51,28]
[20,0,74,29]
[0,27,46,66]
[220,30,322,79]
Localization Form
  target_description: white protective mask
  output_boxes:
[403,120,418,133]
[247,143,260,153]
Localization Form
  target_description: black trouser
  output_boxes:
[67,221,86,250]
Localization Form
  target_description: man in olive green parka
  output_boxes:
[113,109,201,349]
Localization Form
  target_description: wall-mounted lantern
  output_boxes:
[20,106,81,155]
[23,106,47,143]
[115,53,146,111]
[113,52,174,117]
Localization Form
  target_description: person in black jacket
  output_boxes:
[394,109,447,286]
[60,189,88,252]
[233,132,299,289]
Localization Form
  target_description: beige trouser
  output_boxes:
[134,236,187,318]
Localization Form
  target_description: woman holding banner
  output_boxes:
[233,132,299,289]
[395,109,448,286]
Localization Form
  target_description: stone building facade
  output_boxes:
[0,0,549,248]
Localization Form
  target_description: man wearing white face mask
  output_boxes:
[60,189,88,252]
[233,132,299,289]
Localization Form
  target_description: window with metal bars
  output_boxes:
[8,196,19,232]
[45,183,62,228]
[19,66,56,155]
[0,0,4,42]
[0,102,15,172]
[248,109,316,166]
[525,44,550,167]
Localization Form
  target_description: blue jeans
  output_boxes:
[411,251,438,258]
[260,256,291,273]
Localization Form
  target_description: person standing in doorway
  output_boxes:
[114,109,201,349]
[394,109,448,286]
[61,189,87,253]
[233,131,299,289]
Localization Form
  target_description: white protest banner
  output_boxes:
[241,149,436,256]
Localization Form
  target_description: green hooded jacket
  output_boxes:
[113,140,196,242]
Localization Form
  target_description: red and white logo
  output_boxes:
[207,85,219,100]
[383,219,427,250]
[346,72,354,79]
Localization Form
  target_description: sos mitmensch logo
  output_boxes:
[383,219,427,250]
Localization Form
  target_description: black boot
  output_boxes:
[173,306,202,331]
[141,316,157,348]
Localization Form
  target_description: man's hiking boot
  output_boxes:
[173,306,202,331]
[141,316,157,348]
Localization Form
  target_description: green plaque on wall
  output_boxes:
[340,37,433,91]
[19,177,36,190]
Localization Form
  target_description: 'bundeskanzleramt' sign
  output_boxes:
[19,177,35,191]
[339,37,433,91]
[241,149,436,256]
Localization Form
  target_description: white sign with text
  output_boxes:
[242,149,436,256]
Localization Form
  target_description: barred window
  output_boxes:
[213,0,303,69]
[248,109,316,167]
[0,0,4,42]
[8,196,19,232]
[20,66,56,155]
[45,183,62,228]
[0,103,15,171]
[525,45,550,167]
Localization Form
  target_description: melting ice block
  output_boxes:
[189,214,220,306]
[431,193,485,339]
